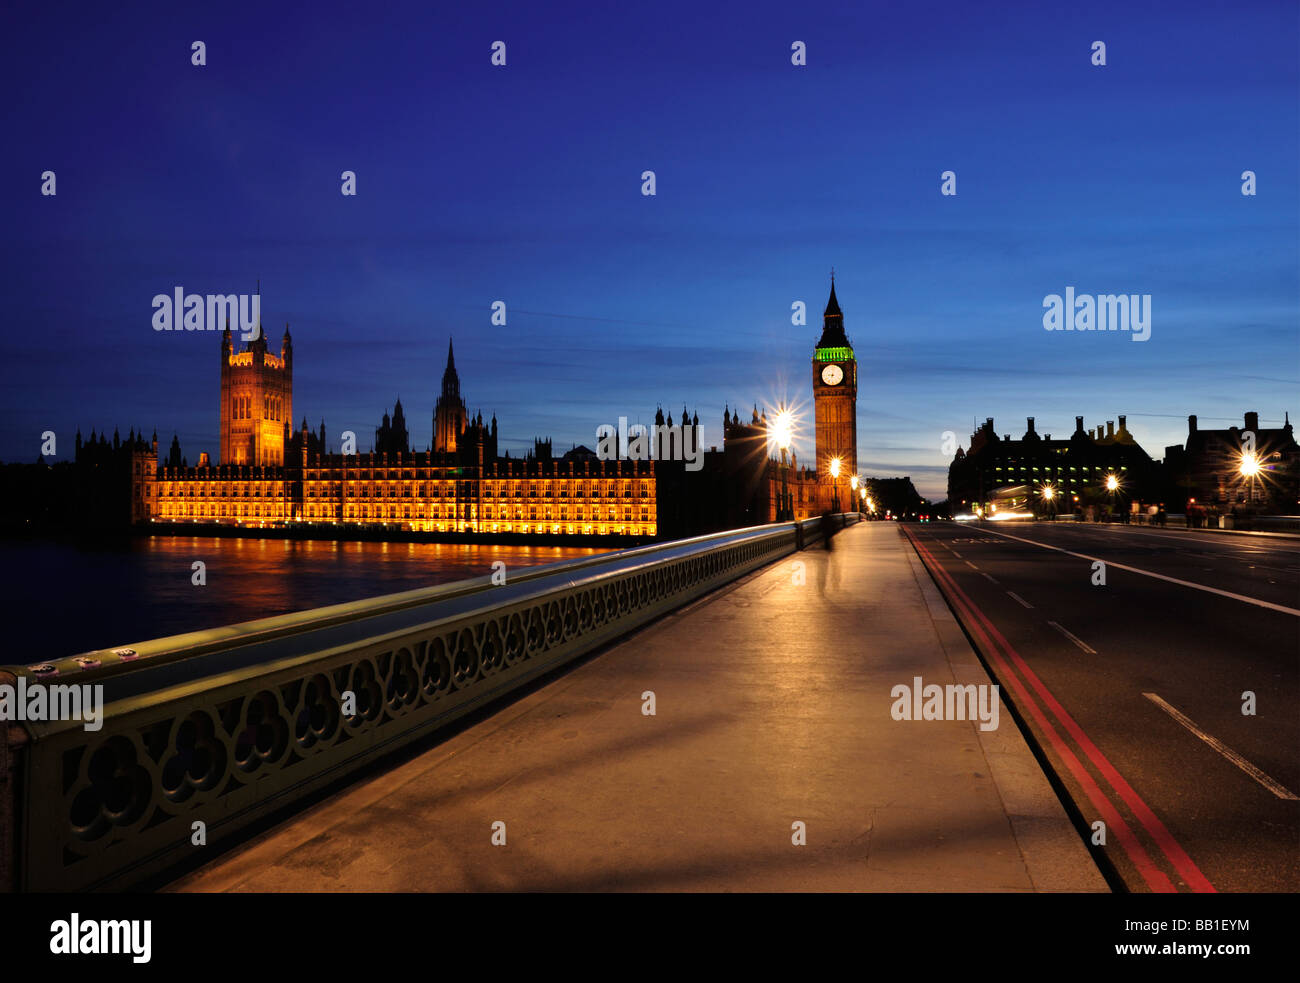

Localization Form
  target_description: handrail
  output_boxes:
[1,514,859,891]
[12,520,802,685]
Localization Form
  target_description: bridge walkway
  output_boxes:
[170,522,1104,892]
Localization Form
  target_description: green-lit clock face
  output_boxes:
[821,363,844,386]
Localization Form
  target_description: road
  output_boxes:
[903,520,1299,893]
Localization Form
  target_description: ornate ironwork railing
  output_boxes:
[1,514,858,891]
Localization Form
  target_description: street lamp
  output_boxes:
[1041,483,1056,521]
[1104,473,1121,522]
[1239,451,1262,507]
[850,474,859,513]
[829,457,842,513]
[771,409,795,521]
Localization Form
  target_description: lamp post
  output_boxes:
[1239,451,1261,507]
[772,409,793,521]
[1041,484,1056,521]
[850,474,859,514]
[830,457,842,513]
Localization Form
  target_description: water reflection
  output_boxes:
[1,536,602,662]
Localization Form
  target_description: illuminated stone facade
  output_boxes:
[811,277,858,489]
[220,321,292,466]
[134,282,871,536]
[141,335,656,535]
[144,452,656,535]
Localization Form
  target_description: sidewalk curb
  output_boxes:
[900,531,1110,893]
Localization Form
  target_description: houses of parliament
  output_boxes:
[107,280,864,539]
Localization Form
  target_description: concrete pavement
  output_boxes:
[169,521,1106,892]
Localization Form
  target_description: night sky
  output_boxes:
[3,0,1296,500]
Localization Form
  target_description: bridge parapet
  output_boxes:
[1,514,858,891]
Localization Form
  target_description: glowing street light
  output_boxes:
[1240,452,1261,477]
[1105,474,1120,492]
[851,475,859,491]
[772,409,794,452]
[770,408,795,520]
[1039,483,1058,521]
[828,457,843,513]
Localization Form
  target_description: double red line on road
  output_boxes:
[904,528,1215,894]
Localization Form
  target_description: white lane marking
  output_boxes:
[1047,620,1097,654]
[965,560,979,570]
[978,527,1300,617]
[981,572,999,585]
[1088,524,1300,555]
[1143,693,1300,801]
[1006,591,1033,609]
[950,550,962,558]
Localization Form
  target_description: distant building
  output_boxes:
[69,279,905,538]
[1163,411,1299,514]
[674,277,897,526]
[78,427,157,524]
[141,332,657,536]
[374,401,410,456]
[947,414,1158,516]
[220,320,292,466]
[812,277,858,484]
[433,339,468,455]
[863,477,925,518]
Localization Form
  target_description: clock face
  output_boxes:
[821,363,844,386]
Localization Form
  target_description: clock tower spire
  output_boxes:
[812,274,858,499]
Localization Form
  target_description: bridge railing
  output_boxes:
[1,513,859,891]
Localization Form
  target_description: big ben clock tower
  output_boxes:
[812,274,858,493]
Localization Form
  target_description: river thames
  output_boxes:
[1,536,604,663]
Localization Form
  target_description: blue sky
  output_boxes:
[2,0,1296,500]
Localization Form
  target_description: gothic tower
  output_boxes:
[433,338,468,455]
[812,275,858,488]
[220,316,293,466]
[375,399,411,456]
